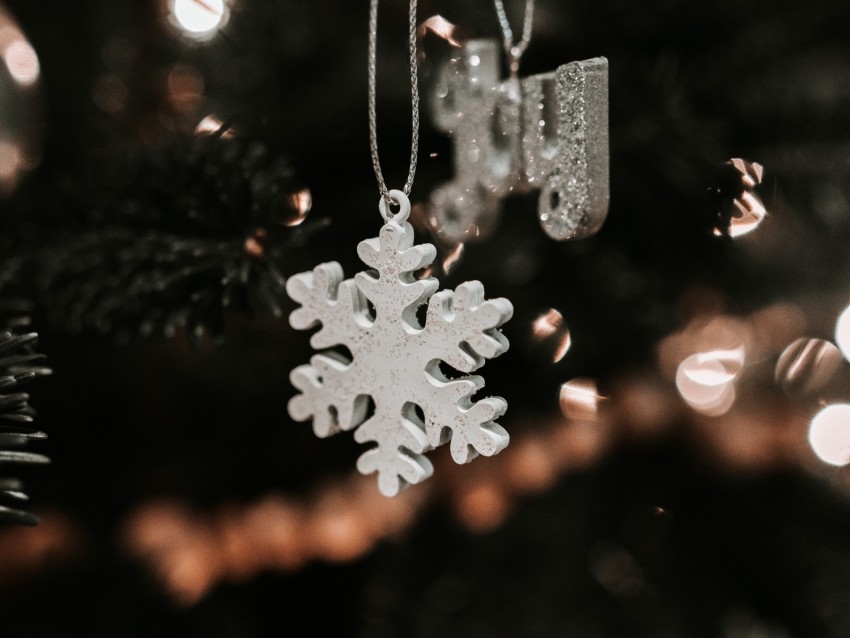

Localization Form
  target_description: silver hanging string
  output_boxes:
[493,0,535,76]
[368,0,420,205]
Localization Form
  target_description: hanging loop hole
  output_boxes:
[379,189,411,223]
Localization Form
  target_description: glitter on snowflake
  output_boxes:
[286,191,513,496]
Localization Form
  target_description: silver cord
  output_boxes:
[368,0,420,205]
[493,0,535,75]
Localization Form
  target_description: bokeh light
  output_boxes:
[169,0,229,41]
[775,337,843,396]
[727,191,767,237]
[417,15,464,48]
[283,188,313,227]
[4,38,39,86]
[675,348,744,416]
[530,308,572,363]
[0,139,22,182]
[835,304,850,362]
[808,403,850,467]
[167,64,204,112]
[453,481,511,533]
[0,9,44,196]
[559,378,602,422]
[441,242,464,275]
[195,114,234,137]
[723,158,767,238]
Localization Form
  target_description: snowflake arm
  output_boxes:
[421,363,509,463]
[286,262,373,436]
[354,403,434,497]
[286,262,371,350]
[421,280,513,373]
[288,354,371,437]
[355,219,438,326]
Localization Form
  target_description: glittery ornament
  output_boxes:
[430,38,609,241]
[429,40,506,240]
[287,191,513,497]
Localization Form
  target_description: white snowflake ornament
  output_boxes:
[286,190,513,496]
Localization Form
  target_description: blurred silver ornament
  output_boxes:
[429,38,609,242]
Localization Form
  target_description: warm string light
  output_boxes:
[3,38,39,86]
[808,404,850,467]
[0,19,40,87]
[659,285,850,470]
[3,339,840,605]
[835,304,850,362]
[168,0,230,41]
[116,408,616,604]
[530,308,572,363]
[284,189,313,227]
[675,348,743,417]
[0,8,42,196]
[121,476,427,605]
[194,114,235,138]
[775,337,843,396]
[717,158,767,237]
[661,313,750,417]
[559,378,603,422]
[113,333,841,607]
[417,15,465,49]
[796,303,850,467]
[0,139,23,184]
[0,510,81,588]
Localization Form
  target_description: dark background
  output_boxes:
[0,0,849,636]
